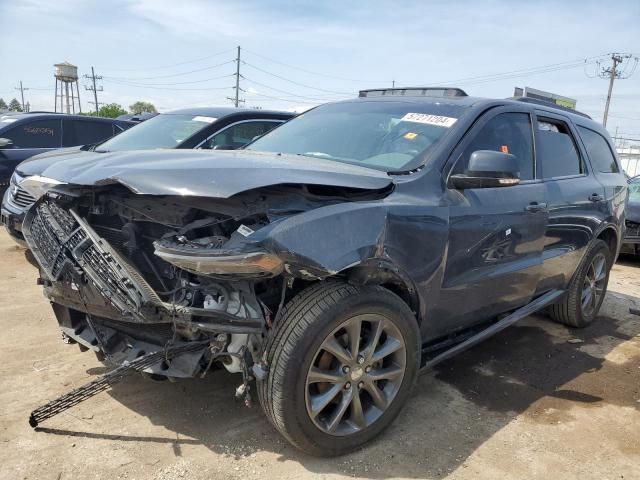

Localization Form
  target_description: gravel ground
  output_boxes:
[0,229,638,480]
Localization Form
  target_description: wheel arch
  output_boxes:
[594,224,619,260]
[338,260,421,323]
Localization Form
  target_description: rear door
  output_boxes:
[534,112,606,290]
[575,125,626,247]
[62,119,116,147]
[434,107,548,335]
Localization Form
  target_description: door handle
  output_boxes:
[589,193,604,202]
[525,202,548,213]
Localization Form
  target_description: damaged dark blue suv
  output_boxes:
[22,88,626,456]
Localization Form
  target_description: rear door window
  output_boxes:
[536,117,583,178]
[201,121,283,150]
[453,112,535,180]
[3,119,62,148]
[63,119,115,146]
[577,126,619,173]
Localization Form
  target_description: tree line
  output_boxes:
[0,98,157,117]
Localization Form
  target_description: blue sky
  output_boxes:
[1,0,639,141]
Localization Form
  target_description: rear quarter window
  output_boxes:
[577,126,619,173]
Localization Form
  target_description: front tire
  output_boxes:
[549,239,611,328]
[258,281,420,456]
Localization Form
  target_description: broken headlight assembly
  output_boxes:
[154,239,284,278]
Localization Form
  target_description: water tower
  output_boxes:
[54,62,81,114]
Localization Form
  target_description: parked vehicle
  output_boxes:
[20,88,626,456]
[621,175,640,255]
[0,113,134,243]
[116,112,158,123]
[2,107,292,245]
[0,112,133,195]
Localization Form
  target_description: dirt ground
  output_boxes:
[0,229,638,480]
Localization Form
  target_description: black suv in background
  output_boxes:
[0,112,134,196]
[2,107,292,245]
[20,88,626,455]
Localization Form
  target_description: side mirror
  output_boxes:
[0,138,13,148]
[450,150,520,189]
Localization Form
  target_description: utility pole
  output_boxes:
[15,81,28,111]
[226,46,245,108]
[83,67,103,115]
[598,53,638,128]
[602,54,622,128]
[235,46,241,107]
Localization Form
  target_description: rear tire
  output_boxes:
[257,281,420,456]
[549,239,611,328]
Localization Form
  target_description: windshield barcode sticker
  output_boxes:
[401,113,457,128]
[192,116,217,123]
[237,224,255,237]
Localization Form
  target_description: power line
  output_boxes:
[242,48,393,84]
[241,61,353,95]
[103,78,235,91]
[104,59,235,81]
[100,73,235,87]
[242,76,348,102]
[425,56,607,87]
[98,48,235,72]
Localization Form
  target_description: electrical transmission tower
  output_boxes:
[597,53,638,127]
[84,67,104,115]
[226,46,245,108]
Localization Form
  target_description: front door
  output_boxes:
[431,108,548,337]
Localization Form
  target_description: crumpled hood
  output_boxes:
[17,146,84,176]
[28,149,392,198]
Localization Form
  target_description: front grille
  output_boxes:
[626,220,640,238]
[23,199,158,318]
[9,186,36,209]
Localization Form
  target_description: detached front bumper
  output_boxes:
[52,303,207,378]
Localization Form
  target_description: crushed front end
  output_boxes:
[22,187,287,382]
[21,177,394,389]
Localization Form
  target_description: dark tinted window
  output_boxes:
[536,118,582,178]
[454,112,534,180]
[578,126,619,173]
[202,121,282,149]
[3,119,61,148]
[63,120,115,147]
[97,114,213,151]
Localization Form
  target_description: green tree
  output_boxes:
[97,103,127,118]
[0,98,7,110]
[129,101,157,114]
[8,98,22,112]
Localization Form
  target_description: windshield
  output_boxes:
[96,114,217,152]
[247,100,468,172]
[629,178,640,201]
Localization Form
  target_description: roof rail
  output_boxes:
[359,87,468,98]
[513,97,592,119]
